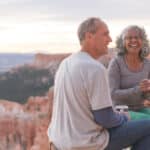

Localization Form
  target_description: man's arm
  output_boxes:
[92,107,128,128]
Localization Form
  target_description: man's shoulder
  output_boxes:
[82,58,106,72]
[60,52,106,73]
[73,52,104,68]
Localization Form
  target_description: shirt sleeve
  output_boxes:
[108,58,143,107]
[92,107,128,128]
[87,64,112,110]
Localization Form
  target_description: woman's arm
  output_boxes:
[108,58,143,106]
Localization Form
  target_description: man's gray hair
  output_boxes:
[77,17,102,43]
[116,25,150,60]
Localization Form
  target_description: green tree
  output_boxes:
[0,65,54,103]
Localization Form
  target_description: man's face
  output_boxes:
[91,22,112,57]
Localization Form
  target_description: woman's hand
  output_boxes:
[143,100,150,107]
[115,109,130,120]
[140,79,150,92]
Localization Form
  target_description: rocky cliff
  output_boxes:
[33,53,70,67]
[0,87,53,150]
[33,49,116,68]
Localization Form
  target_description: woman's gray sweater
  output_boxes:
[108,55,150,110]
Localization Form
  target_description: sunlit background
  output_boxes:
[1,0,150,54]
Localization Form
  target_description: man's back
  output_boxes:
[47,17,150,150]
[47,51,112,150]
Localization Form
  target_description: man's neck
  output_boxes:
[81,47,99,59]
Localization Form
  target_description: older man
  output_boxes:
[47,17,150,150]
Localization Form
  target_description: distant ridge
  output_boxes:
[34,53,71,66]
[0,53,34,72]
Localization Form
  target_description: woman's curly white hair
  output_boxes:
[116,25,150,60]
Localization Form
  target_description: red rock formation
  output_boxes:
[34,53,70,67]
[0,87,54,150]
[33,49,116,69]
[0,100,23,113]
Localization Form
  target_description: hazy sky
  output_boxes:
[1,0,150,53]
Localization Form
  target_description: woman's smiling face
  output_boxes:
[124,29,143,55]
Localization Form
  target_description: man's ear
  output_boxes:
[85,32,93,40]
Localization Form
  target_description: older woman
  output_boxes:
[108,25,150,120]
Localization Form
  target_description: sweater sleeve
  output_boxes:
[108,58,143,107]
[92,107,128,128]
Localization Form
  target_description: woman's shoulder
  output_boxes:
[110,55,124,65]
[108,56,125,72]
[143,58,150,67]
[143,58,150,64]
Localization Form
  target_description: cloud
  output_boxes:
[0,26,10,30]
[0,0,150,23]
